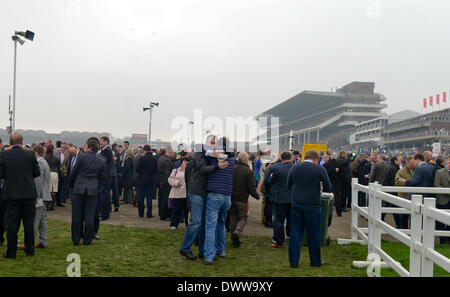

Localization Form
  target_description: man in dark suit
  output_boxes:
[157,147,175,220]
[405,154,435,193]
[99,136,115,221]
[267,151,294,248]
[287,150,332,268]
[0,133,40,259]
[136,145,158,218]
[69,139,106,246]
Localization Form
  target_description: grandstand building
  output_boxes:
[257,81,387,151]
[348,110,421,152]
[381,108,450,151]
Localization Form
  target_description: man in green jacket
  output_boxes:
[433,159,450,244]
[394,156,415,229]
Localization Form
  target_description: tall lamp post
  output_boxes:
[11,30,35,132]
[188,121,194,150]
[143,102,159,145]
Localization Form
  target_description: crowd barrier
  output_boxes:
[337,178,450,277]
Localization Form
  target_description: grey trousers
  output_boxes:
[34,206,48,247]
[230,201,248,237]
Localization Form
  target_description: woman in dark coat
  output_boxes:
[122,149,134,204]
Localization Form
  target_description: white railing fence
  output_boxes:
[337,178,450,277]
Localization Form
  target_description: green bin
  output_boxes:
[301,192,334,246]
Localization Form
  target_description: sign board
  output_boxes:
[301,144,328,161]
[432,142,441,157]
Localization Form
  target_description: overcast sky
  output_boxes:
[1,0,450,140]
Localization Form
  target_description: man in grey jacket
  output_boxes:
[33,145,52,248]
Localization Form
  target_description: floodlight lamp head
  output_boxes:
[143,107,150,112]
[15,30,35,41]
[150,102,159,107]
[12,35,25,45]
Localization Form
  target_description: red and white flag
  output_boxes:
[430,96,433,106]
[444,92,447,103]
[423,98,427,108]
[437,94,440,105]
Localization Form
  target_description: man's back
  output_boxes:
[0,146,40,200]
[35,158,52,202]
[288,161,332,206]
[268,162,294,204]
[69,152,106,196]
[158,155,174,185]
[137,153,157,186]
[406,162,435,188]
[369,161,388,184]
[232,161,258,202]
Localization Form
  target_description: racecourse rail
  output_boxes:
[337,178,450,277]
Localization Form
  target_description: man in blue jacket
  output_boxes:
[179,136,228,261]
[267,151,294,248]
[404,154,435,188]
[287,150,332,268]
[203,137,234,265]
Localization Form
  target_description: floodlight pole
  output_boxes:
[12,39,17,132]
[148,104,153,144]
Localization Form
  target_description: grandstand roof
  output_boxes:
[258,91,346,122]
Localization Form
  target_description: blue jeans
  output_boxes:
[272,203,291,246]
[138,185,153,217]
[289,204,323,266]
[204,192,231,261]
[180,193,206,256]
[436,200,450,242]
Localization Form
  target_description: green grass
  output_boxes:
[0,219,448,277]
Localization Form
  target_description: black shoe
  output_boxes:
[204,260,213,265]
[114,208,119,212]
[2,253,16,259]
[198,255,218,261]
[231,233,240,247]
[179,250,197,260]
[100,216,110,221]
[84,240,95,246]
[57,204,65,207]
[312,261,326,267]
[147,215,153,218]
[25,252,35,257]
[290,263,298,268]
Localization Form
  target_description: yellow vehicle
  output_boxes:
[301,144,328,161]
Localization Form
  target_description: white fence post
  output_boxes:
[368,183,375,254]
[373,183,382,254]
[409,195,423,277]
[421,198,436,277]
[351,178,358,241]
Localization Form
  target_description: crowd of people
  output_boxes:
[320,149,450,244]
[0,133,448,268]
